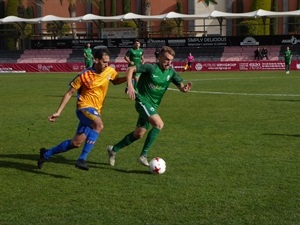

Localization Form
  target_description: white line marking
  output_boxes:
[186,77,300,82]
[168,88,300,97]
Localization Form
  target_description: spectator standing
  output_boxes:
[261,47,269,60]
[83,43,94,68]
[254,47,262,60]
[284,46,292,74]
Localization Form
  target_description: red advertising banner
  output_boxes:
[0,61,298,73]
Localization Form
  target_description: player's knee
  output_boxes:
[71,140,82,148]
[92,122,104,133]
[134,129,146,139]
[156,120,164,129]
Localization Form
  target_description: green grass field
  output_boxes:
[0,71,299,225]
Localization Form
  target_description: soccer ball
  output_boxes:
[149,157,166,174]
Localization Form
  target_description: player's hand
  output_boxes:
[48,113,60,122]
[183,82,192,92]
[127,86,136,100]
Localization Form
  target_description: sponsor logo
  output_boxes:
[281,36,300,45]
[240,37,259,46]
[195,63,203,71]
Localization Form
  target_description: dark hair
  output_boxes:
[93,49,110,59]
[134,39,140,43]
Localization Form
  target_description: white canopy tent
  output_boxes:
[1,9,300,38]
[1,9,300,24]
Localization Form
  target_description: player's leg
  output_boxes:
[37,138,76,169]
[75,108,102,170]
[138,114,163,166]
[285,62,289,74]
[107,101,150,166]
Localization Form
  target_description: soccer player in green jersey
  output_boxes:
[107,46,192,167]
[124,39,144,92]
[284,46,292,74]
[83,43,94,68]
[124,39,144,68]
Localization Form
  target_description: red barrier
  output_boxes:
[0,61,299,73]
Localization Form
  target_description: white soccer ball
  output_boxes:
[149,157,166,174]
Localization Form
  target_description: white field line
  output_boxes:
[186,77,300,82]
[168,88,300,97]
[169,76,300,97]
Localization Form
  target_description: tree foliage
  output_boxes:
[270,0,278,35]
[123,0,130,14]
[111,0,117,27]
[159,20,178,37]
[236,0,244,35]
[248,0,272,35]
[46,22,71,37]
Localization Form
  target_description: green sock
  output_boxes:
[141,127,160,156]
[113,132,138,152]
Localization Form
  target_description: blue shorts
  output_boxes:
[76,108,100,136]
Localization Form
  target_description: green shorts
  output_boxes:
[135,100,157,130]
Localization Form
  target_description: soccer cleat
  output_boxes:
[138,155,149,167]
[37,148,47,169]
[107,145,116,166]
[75,159,89,170]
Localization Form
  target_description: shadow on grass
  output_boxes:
[268,99,300,102]
[87,161,151,174]
[0,159,71,179]
[0,153,75,178]
[0,153,149,175]
[111,168,151,174]
[263,133,300,137]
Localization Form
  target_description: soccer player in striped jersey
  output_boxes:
[37,49,126,170]
[107,46,192,167]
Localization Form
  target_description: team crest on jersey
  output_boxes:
[167,75,170,81]
[107,74,111,80]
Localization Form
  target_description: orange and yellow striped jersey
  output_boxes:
[70,66,118,114]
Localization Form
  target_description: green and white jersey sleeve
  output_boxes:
[135,63,183,109]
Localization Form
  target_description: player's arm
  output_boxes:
[111,76,127,85]
[124,51,133,65]
[177,82,192,93]
[126,66,137,100]
[172,71,192,93]
[83,50,88,59]
[48,87,76,122]
[141,54,145,64]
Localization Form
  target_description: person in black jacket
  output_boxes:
[254,47,262,60]
[261,47,269,60]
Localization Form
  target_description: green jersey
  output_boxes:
[284,50,292,64]
[126,48,144,67]
[135,63,183,109]
[84,47,93,67]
